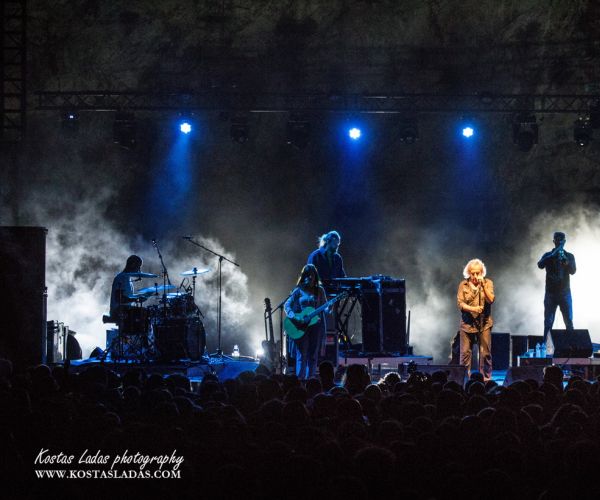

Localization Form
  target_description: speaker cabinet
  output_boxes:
[504,366,544,385]
[491,332,510,370]
[361,279,407,354]
[411,364,467,385]
[547,329,592,358]
[0,226,47,368]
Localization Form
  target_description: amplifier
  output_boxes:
[361,279,407,353]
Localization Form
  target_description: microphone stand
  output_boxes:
[183,236,240,358]
[152,239,171,319]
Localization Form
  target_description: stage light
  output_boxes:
[462,126,474,138]
[286,115,311,149]
[512,113,538,152]
[348,127,361,140]
[230,114,249,143]
[113,112,136,149]
[398,117,419,144]
[61,111,80,132]
[573,116,592,147]
[179,121,192,134]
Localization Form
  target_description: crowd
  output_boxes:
[1,356,600,499]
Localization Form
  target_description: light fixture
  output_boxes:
[512,113,538,152]
[399,117,419,144]
[230,114,249,143]
[61,111,79,132]
[286,115,311,149]
[348,127,361,140]
[573,116,592,147]
[113,111,136,149]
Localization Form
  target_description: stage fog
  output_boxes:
[2,110,599,360]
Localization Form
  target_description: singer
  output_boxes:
[457,258,495,381]
[537,231,576,340]
[284,264,327,379]
[109,255,143,319]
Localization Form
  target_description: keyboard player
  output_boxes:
[307,230,347,290]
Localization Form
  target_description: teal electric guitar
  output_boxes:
[284,291,348,340]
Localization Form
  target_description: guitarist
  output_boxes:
[284,264,328,380]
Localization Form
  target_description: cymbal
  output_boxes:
[181,267,211,277]
[123,272,159,278]
[127,293,149,301]
[166,292,188,298]
[137,284,176,295]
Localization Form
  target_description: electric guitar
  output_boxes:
[284,291,348,340]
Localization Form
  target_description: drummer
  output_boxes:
[109,254,145,320]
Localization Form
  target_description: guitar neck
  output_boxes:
[306,292,347,320]
[264,298,275,342]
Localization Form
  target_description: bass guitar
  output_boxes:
[284,291,348,340]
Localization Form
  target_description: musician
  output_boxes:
[307,230,347,285]
[457,258,495,382]
[537,231,576,341]
[109,254,143,319]
[284,264,327,379]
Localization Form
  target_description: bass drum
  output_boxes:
[154,317,206,361]
[167,293,198,317]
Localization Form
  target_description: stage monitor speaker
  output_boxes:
[66,332,82,360]
[491,332,510,370]
[0,226,47,368]
[361,279,407,354]
[412,364,467,385]
[511,335,529,367]
[547,329,592,358]
[504,366,544,385]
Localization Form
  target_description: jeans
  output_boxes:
[543,289,573,340]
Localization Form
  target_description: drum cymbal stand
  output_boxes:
[189,271,205,319]
[182,237,239,359]
[152,238,172,321]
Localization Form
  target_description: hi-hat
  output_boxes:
[137,284,176,295]
[122,272,159,278]
[181,267,211,276]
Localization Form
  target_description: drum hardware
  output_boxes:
[136,284,177,295]
[122,272,159,279]
[180,267,211,277]
[182,237,237,359]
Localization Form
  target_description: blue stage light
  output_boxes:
[179,121,192,134]
[348,127,361,140]
[462,126,474,138]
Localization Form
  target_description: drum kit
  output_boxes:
[110,267,210,363]
[105,236,239,363]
